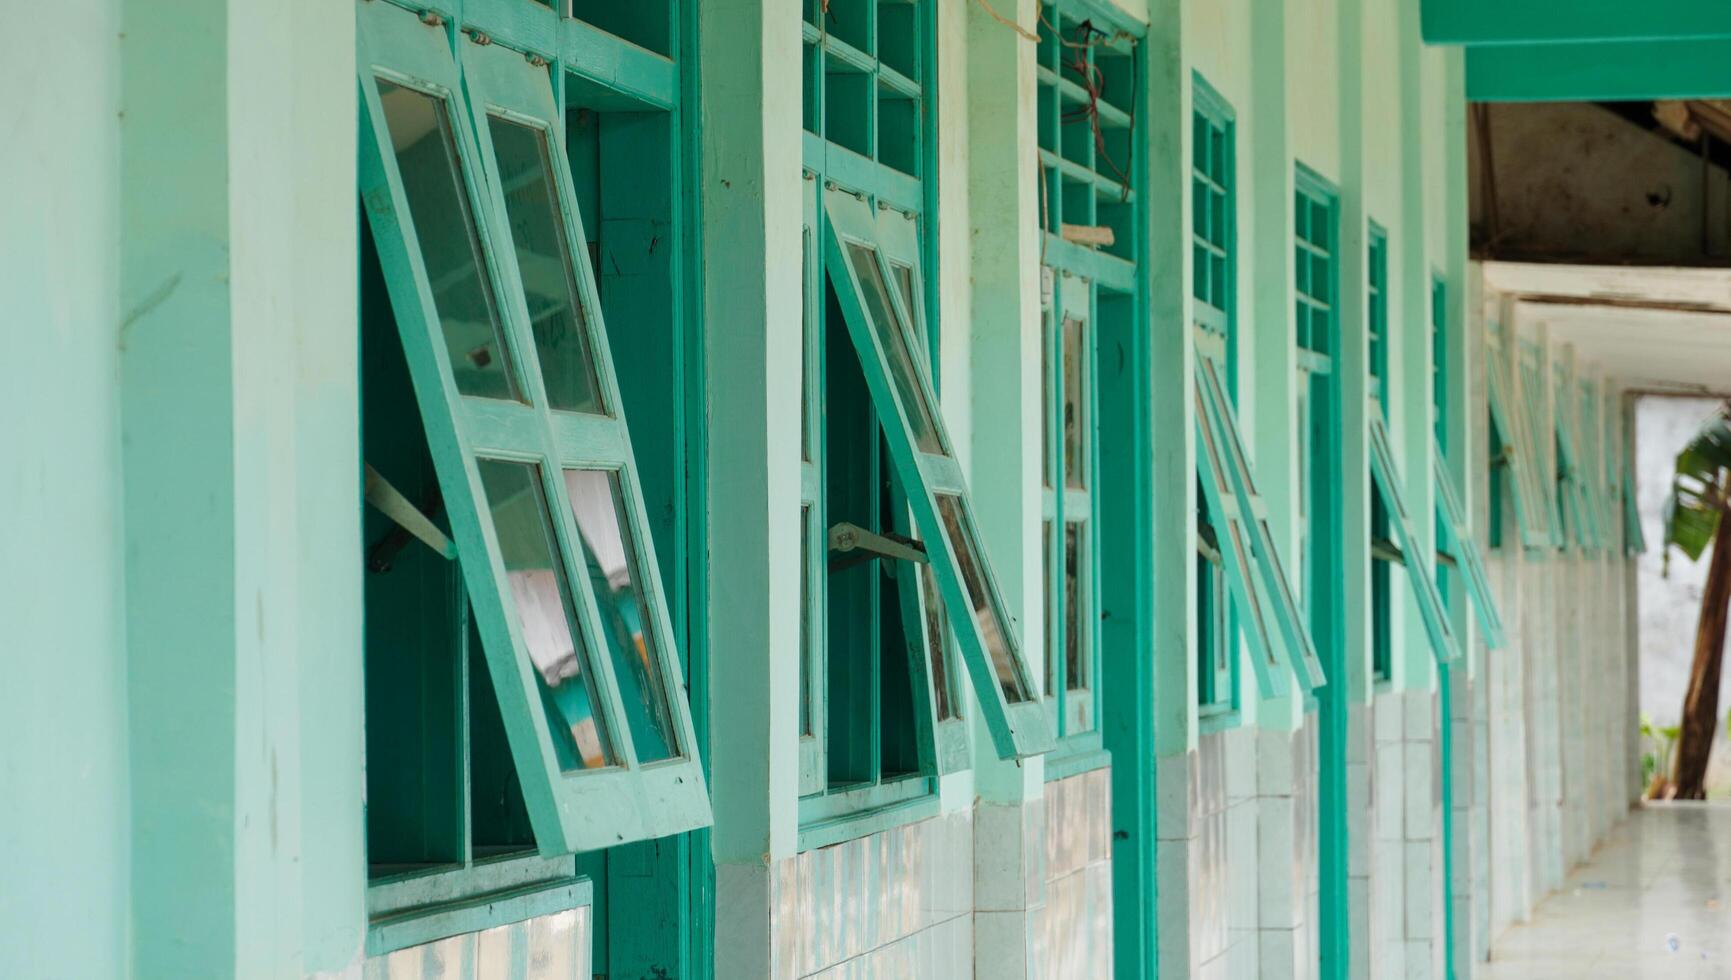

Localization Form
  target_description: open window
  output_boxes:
[1194,356,1326,694]
[1553,372,1602,551]
[1433,440,1506,648]
[821,187,1054,760]
[357,2,710,855]
[1366,415,1462,665]
[1485,345,1555,549]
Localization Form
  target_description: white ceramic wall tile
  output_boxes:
[363,906,591,980]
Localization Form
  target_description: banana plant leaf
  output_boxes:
[1664,404,1731,562]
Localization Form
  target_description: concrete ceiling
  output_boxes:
[1484,261,1731,397]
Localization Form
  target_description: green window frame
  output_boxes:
[1578,378,1613,551]
[823,186,1055,759]
[1430,275,1453,615]
[1293,165,1338,692]
[1192,72,1240,716]
[1367,414,1462,665]
[1197,356,1328,694]
[1485,326,1555,550]
[1433,439,1507,647]
[1367,225,1389,412]
[1552,367,1600,551]
[357,0,712,867]
[1624,467,1648,555]
[797,0,991,843]
[1041,276,1103,743]
[1366,222,1393,681]
[1034,3,1139,756]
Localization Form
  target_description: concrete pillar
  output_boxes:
[698,0,805,974]
[119,0,362,973]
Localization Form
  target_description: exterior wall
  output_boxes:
[1472,276,1643,968]
[6,0,1658,978]
[1,3,127,977]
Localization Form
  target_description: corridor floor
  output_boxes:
[1483,804,1731,978]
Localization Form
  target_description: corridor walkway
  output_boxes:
[1483,804,1731,978]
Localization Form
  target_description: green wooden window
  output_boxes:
[1578,379,1613,551]
[1295,174,1335,361]
[1367,223,1392,680]
[1041,277,1102,741]
[1370,487,1396,682]
[357,0,711,877]
[1196,356,1328,696]
[800,1,1055,840]
[1367,414,1462,665]
[1367,226,1389,412]
[1293,166,1338,691]
[1430,275,1454,614]
[1192,73,1239,715]
[1494,338,1557,549]
[1035,3,1139,752]
[1434,440,1507,648]
[1624,467,1648,555]
[1515,344,1568,551]
[1552,368,1601,551]
[1431,276,1448,451]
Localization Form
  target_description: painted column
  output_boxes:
[698,0,804,975]
[119,0,362,974]
[1,3,128,976]
[964,1,1048,973]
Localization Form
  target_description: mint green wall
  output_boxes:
[0,3,128,977]
[1,0,363,975]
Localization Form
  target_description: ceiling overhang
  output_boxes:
[1424,1,1731,104]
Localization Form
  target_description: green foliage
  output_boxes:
[1640,713,1683,794]
[1663,403,1731,565]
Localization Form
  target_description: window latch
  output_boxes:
[827,521,927,573]
[364,463,456,570]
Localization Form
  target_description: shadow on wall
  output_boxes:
[1637,395,1731,797]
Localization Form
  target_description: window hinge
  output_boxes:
[364,463,456,570]
[827,521,927,573]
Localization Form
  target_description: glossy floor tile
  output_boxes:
[1482,804,1731,979]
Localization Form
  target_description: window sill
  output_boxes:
[1198,705,1241,735]
[366,852,587,957]
[798,775,938,851]
[1045,731,1109,782]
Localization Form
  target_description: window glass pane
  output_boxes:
[845,241,945,455]
[376,79,519,401]
[1192,243,1209,303]
[920,564,959,721]
[935,493,1032,704]
[800,504,814,736]
[891,261,921,342]
[802,226,813,462]
[1064,522,1086,692]
[1043,519,1055,695]
[476,459,612,771]
[487,115,605,415]
[1042,309,1054,487]
[1192,113,1208,172]
[1210,127,1226,183]
[562,468,681,763]
[1062,314,1087,490]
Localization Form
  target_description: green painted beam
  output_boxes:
[1422,0,1731,46]
[1466,39,1731,102]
